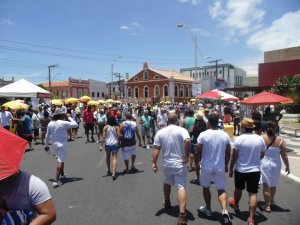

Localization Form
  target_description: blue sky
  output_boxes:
[0,0,299,84]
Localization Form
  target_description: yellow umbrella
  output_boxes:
[165,101,172,104]
[2,100,29,110]
[98,100,106,104]
[50,99,64,106]
[87,100,98,106]
[79,95,91,102]
[65,97,79,104]
[114,100,122,104]
[160,101,165,104]
[190,98,196,102]
[106,99,114,103]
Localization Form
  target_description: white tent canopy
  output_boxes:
[0,79,51,98]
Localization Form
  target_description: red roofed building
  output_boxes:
[124,62,195,104]
[41,77,89,99]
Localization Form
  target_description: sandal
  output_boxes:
[229,197,240,211]
[189,178,200,185]
[263,205,271,213]
[247,218,255,225]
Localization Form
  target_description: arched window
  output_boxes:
[143,70,148,80]
[154,75,160,79]
[144,86,149,98]
[134,77,139,81]
[134,86,139,98]
[180,86,184,98]
[163,85,169,97]
[185,86,189,98]
[175,85,178,97]
[154,85,160,97]
[127,87,132,98]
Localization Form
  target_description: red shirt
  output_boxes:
[83,109,94,124]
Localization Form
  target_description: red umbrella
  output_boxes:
[240,91,293,105]
[196,90,220,100]
[0,126,28,180]
[196,89,239,101]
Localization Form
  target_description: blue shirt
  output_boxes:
[22,115,32,134]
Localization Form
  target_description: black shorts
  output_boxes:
[21,134,33,143]
[33,128,39,137]
[85,123,94,134]
[234,170,260,194]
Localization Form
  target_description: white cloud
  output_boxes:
[120,25,129,30]
[178,0,200,5]
[209,0,265,39]
[120,22,144,36]
[247,9,300,52]
[1,19,14,26]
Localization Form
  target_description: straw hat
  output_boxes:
[240,117,255,128]
[194,111,204,120]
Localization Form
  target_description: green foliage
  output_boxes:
[37,83,50,91]
[275,74,300,102]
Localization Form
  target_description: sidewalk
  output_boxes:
[280,129,300,183]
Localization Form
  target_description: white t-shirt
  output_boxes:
[45,117,78,148]
[0,171,51,213]
[153,125,190,168]
[0,111,13,127]
[197,129,231,169]
[32,113,40,129]
[233,133,265,173]
[157,113,168,127]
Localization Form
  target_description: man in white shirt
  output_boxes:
[195,114,231,224]
[152,113,190,225]
[0,106,13,130]
[157,108,168,129]
[44,108,78,188]
[228,118,265,225]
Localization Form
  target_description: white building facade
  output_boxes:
[180,64,246,93]
[88,79,107,100]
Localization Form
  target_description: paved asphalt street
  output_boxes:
[21,126,300,225]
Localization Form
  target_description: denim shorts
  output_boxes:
[105,144,119,153]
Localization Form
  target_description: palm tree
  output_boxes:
[275,74,300,103]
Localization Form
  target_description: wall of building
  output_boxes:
[89,79,107,100]
[259,59,300,86]
[264,46,300,63]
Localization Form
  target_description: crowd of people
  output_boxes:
[0,100,291,225]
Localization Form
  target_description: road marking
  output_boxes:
[281,170,300,183]
[97,154,106,167]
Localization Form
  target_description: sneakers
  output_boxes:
[199,206,212,217]
[177,212,187,225]
[52,181,62,188]
[228,197,240,211]
[222,209,231,224]
[163,199,172,210]
[60,172,67,179]
[146,144,150,149]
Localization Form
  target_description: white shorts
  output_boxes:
[54,146,68,163]
[200,167,226,190]
[163,166,188,189]
[122,145,136,160]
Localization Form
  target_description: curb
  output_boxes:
[281,170,300,183]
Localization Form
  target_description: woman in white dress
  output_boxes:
[261,121,290,212]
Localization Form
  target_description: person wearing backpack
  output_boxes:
[119,113,142,174]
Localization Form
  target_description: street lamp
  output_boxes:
[111,56,122,99]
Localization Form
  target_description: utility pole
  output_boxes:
[114,73,122,98]
[48,64,58,94]
[209,59,221,79]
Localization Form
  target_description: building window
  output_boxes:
[128,87,132,98]
[180,86,184,98]
[144,86,149,98]
[163,85,169,97]
[192,73,195,78]
[97,92,99,97]
[92,92,95,97]
[102,92,105,97]
[143,70,148,80]
[65,90,68,98]
[134,87,139,98]
[154,85,160,97]
[175,85,178,97]
[185,86,189,98]
[134,77,139,81]
[154,75,160,79]
[207,71,209,75]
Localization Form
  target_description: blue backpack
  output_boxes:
[122,123,136,147]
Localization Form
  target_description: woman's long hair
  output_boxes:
[266,121,277,137]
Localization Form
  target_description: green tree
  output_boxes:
[275,74,300,103]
